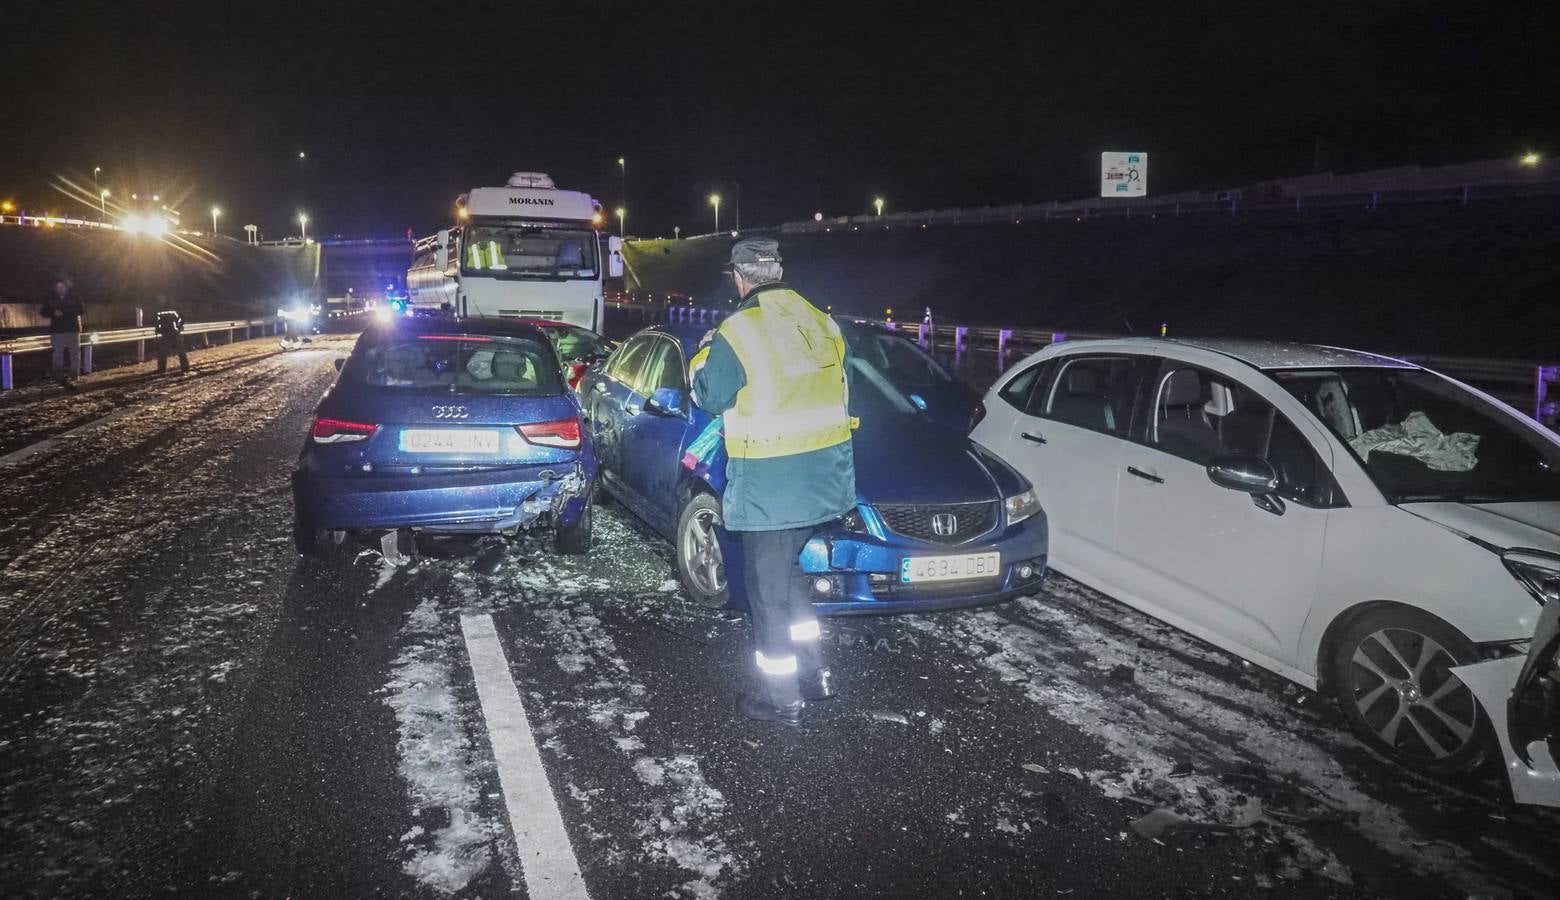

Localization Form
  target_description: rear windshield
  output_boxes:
[351,335,562,395]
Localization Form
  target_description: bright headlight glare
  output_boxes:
[1503,549,1560,605]
[1004,489,1040,526]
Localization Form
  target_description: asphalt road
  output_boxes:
[1,334,1557,899]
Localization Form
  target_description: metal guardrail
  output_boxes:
[608,301,1559,429]
[0,317,281,389]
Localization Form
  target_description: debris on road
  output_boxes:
[1022,763,1051,775]
[868,710,911,726]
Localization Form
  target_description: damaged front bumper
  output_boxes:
[1453,597,1560,808]
[296,463,591,535]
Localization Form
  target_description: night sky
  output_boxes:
[8,1,1558,239]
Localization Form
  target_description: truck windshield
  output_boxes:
[462,224,598,278]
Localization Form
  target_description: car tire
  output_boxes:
[555,504,592,556]
[294,516,350,559]
[1329,606,1492,775]
[676,492,730,609]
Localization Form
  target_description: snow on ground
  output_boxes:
[383,596,499,894]
[528,602,744,899]
[909,577,1523,895]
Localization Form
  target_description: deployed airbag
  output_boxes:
[1351,411,1480,472]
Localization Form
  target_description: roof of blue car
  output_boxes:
[649,316,900,350]
[363,315,552,341]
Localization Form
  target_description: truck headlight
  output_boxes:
[1504,549,1560,605]
[1004,489,1040,526]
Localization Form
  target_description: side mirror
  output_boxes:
[333,357,346,372]
[1207,453,1280,494]
[644,387,686,418]
[607,235,625,278]
[436,228,451,248]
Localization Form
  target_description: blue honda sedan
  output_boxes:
[292,316,597,557]
[580,320,1048,614]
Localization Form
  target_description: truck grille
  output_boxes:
[875,501,997,546]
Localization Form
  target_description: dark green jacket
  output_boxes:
[692,283,857,532]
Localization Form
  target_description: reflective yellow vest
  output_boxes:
[718,288,851,460]
[465,239,506,270]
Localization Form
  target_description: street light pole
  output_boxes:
[617,157,626,229]
[211,206,221,236]
[874,197,885,217]
[299,212,309,243]
[100,190,109,221]
[709,194,721,234]
[615,206,626,237]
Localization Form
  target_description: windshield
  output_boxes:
[1272,367,1560,503]
[543,325,612,364]
[461,223,598,278]
[845,330,954,394]
[351,335,562,395]
[847,357,919,420]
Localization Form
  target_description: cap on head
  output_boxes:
[729,238,781,266]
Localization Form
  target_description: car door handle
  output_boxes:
[591,382,606,395]
[625,402,642,416]
[1020,431,1047,445]
[1126,466,1164,484]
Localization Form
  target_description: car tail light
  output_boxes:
[518,418,582,449]
[312,416,378,443]
[968,400,987,432]
[567,362,588,391]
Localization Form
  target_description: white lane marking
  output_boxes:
[0,401,163,467]
[461,613,590,900]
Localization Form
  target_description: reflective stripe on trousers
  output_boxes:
[755,651,798,676]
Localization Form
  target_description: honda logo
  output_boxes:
[930,513,959,537]
[432,405,468,419]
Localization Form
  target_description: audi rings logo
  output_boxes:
[432,405,469,419]
[930,513,959,537]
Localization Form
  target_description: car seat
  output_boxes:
[1157,369,1224,462]
[1051,365,1118,432]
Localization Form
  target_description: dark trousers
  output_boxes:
[740,526,826,706]
[156,334,189,373]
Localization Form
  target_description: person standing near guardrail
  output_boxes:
[152,297,190,375]
[39,273,85,388]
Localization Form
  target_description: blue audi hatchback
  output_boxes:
[580,319,1048,614]
[292,315,596,557]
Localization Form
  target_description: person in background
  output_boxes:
[40,273,85,388]
[689,238,856,727]
[152,298,190,375]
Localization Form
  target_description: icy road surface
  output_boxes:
[0,335,1557,899]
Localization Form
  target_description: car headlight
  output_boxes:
[1004,489,1040,526]
[1503,549,1560,605]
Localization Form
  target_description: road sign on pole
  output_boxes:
[1101,152,1148,198]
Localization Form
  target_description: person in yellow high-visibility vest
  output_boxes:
[689,238,855,726]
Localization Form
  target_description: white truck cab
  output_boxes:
[408,171,624,330]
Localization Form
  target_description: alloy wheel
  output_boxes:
[681,507,726,597]
[1346,627,1480,762]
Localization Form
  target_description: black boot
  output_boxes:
[799,668,837,702]
[736,691,802,727]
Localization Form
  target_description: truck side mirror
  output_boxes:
[437,229,450,248]
[607,235,625,278]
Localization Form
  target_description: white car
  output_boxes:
[973,337,1560,788]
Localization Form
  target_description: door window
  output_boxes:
[1145,364,1341,507]
[1040,356,1139,435]
[605,336,652,386]
[635,338,686,396]
[998,361,1046,412]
